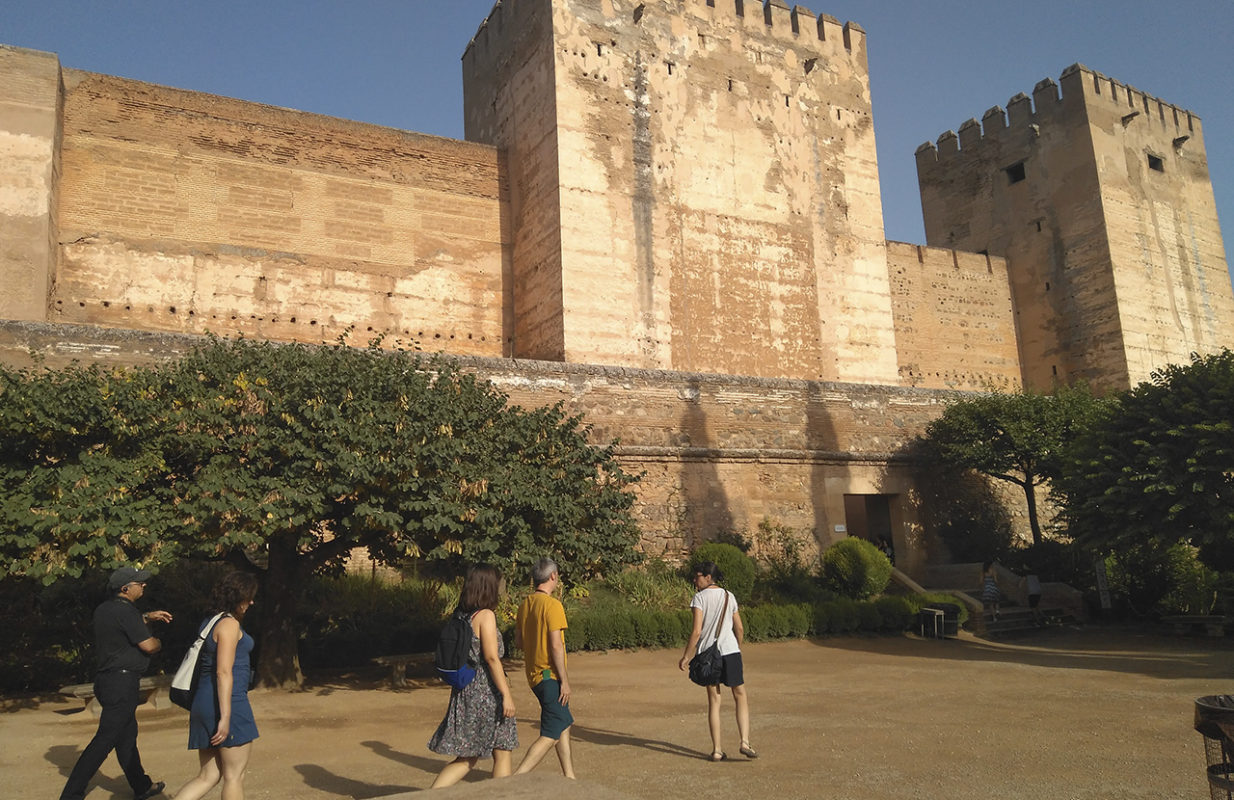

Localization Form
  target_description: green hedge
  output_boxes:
[563,595,935,651]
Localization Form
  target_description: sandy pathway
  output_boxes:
[2,627,1226,799]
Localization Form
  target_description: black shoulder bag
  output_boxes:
[687,590,729,686]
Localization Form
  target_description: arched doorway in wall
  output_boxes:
[842,493,895,561]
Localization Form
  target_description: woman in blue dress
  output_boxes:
[172,571,260,800]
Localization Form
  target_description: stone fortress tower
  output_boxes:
[462,0,897,385]
[1,0,1232,561]
[916,64,1234,392]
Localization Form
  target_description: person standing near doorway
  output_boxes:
[60,566,172,800]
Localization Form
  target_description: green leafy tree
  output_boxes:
[0,338,642,687]
[920,384,1106,546]
[1058,350,1234,570]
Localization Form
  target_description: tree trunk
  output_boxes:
[253,538,307,688]
[1023,478,1043,546]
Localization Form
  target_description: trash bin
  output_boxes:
[918,607,944,638]
[924,603,960,638]
[1195,695,1234,799]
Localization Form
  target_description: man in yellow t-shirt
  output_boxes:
[514,557,575,778]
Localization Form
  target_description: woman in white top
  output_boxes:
[677,561,757,762]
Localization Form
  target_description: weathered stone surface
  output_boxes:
[2,5,1232,570]
[917,64,1234,391]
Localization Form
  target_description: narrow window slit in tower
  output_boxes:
[1004,162,1026,184]
[1148,154,1164,172]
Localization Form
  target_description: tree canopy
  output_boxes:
[0,337,642,686]
[920,384,1106,545]
[1057,349,1234,570]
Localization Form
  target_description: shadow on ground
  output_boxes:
[810,625,1231,679]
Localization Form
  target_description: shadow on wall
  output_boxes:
[678,379,734,549]
[805,382,839,550]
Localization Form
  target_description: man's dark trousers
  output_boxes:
[60,670,156,800]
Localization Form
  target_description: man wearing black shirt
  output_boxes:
[60,566,173,800]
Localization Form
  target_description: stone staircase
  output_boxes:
[921,562,1085,637]
[978,601,1075,637]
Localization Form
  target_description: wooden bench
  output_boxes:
[373,653,433,688]
[59,675,174,717]
[1162,615,1227,637]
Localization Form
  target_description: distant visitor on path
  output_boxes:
[1024,572,1043,625]
[678,560,757,762]
[514,558,576,778]
[171,571,260,800]
[982,561,1001,621]
[428,563,519,788]
[60,566,173,800]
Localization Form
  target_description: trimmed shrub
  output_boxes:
[565,613,588,653]
[742,606,768,642]
[784,603,812,637]
[298,573,453,668]
[874,595,917,631]
[820,538,893,600]
[827,597,861,633]
[857,601,883,631]
[691,542,756,603]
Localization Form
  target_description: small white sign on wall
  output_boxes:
[834,524,846,533]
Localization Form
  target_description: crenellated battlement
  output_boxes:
[915,63,1202,164]
[462,1,868,71]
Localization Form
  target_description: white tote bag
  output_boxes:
[169,612,226,709]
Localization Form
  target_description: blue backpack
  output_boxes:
[434,610,477,689]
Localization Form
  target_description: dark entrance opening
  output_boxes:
[842,494,893,545]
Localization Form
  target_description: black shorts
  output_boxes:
[717,652,744,688]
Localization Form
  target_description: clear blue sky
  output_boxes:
[4,0,1232,281]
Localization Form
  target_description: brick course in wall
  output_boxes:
[49,69,511,355]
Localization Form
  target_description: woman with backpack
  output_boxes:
[428,563,518,787]
[170,570,260,800]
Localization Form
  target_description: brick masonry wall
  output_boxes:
[886,241,1022,392]
[49,69,511,356]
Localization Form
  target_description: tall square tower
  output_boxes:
[916,64,1234,391]
[463,0,898,384]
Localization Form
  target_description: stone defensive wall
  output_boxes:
[914,63,1201,164]
[463,0,869,68]
[913,62,1233,392]
[0,318,965,578]
[1,45,512,356]
[885,241,1021,393]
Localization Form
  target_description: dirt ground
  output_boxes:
[2,626,1227,800]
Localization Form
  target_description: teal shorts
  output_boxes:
[531,677,574,739]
